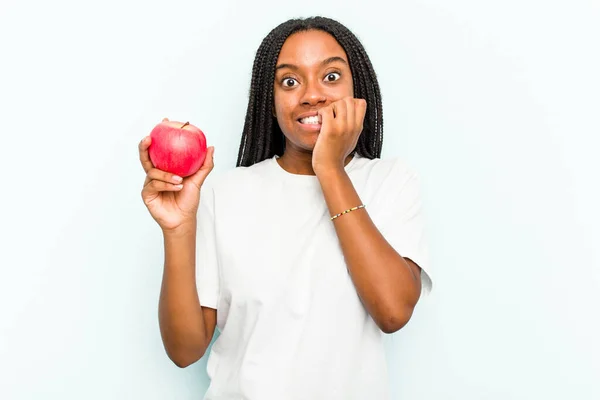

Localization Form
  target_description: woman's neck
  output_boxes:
[277,149,354,176]
[277,150,316,175]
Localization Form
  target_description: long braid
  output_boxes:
[237,16,384,167]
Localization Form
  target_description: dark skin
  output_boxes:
[274,30,422,333]
[139,29,422,368]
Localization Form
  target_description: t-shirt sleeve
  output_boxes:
[196,184,221,309]
[375,161,433,294]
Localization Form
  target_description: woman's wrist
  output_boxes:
[162,219,197,239]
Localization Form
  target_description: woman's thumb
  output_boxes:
[189,146,215,187]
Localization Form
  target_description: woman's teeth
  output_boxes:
[299,115,320,124]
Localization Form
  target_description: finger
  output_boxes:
[333,99,347,123]
[318,106,334,131]
[332,100,348,135]
[139,136,154,173]
[188,146,215,188]
[162,117,169,122]
[145,179,184,193]
[346,97,355,130]
[141,179,183,204]
[146,168,183,185]
[355,98,367,129]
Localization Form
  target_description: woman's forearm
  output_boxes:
[159,221,209,367]
[317,168,421,333]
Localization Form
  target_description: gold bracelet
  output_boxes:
[330,204,366,221]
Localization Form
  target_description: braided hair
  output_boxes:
[236,16,384,167]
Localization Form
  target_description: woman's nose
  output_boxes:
[300,80,327,106]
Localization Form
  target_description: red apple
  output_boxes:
[148,120,207,177]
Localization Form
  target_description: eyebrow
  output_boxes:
[275,56,348,72]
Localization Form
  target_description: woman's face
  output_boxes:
[273,30,354,154]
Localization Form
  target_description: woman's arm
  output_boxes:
[317,169,422,334]
[159,222,217,367]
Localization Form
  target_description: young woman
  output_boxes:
[139,16,432,400]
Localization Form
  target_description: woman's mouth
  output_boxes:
[299,115,321,124]
[297,115,322,132]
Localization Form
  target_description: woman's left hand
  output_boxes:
[312,97,367,175]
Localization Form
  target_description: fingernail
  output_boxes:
[175,184,183,189]
[173,175,183,183]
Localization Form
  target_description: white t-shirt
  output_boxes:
[195,153,432,400]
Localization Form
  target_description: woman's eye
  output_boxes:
[325,72,341,82]
[283,78,298,87]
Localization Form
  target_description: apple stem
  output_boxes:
[181,121,190,129]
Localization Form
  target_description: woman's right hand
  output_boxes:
[139,118,215,232]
